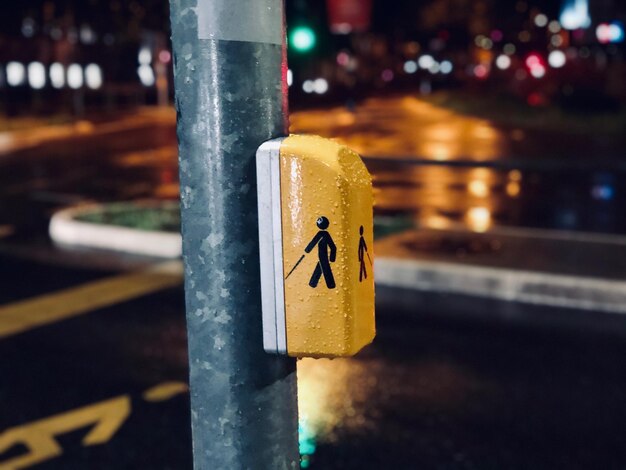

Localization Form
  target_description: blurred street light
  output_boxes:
[6,62,25,87]
[496,54,511,70]
[313,78,329,94]
[549,20,562,33]
[85,64,103,90]
[473,64,489,79]
[560,0,591,30]
[548,50,566,68]
[138,65,155,86]
[67,64,84,89]
[526,53,547,78]
[403,60,418,74]
[503,43,516,55]
[138,47,152,65]
[597,22,625,44]
[50,63,65,89]
[428,62,441,74]
[27,62,46,89]
[534,14,548,28]
[418,55,435,69]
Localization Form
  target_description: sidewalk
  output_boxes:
[375,226,626,314]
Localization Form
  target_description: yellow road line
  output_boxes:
[142,381,189,402]
[0,380,187,469]
[0,261,183,339]
[0,395,131,469]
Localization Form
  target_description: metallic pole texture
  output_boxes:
[168,0,299,468]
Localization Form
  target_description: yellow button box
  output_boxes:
[256,135,375,358]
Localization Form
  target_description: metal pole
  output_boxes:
[168,1,299,469]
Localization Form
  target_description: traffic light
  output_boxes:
[289,25,316,53]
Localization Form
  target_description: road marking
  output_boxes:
[0,261,183,339]
[0,381,188,469]
[142,382,189,402]
[0,395,131,469]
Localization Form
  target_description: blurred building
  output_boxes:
[0,1,171,115]
[0,0,624,114]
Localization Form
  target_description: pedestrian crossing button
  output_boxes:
[256,135,376,358]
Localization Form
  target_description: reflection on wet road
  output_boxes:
[367,159,625,234]
[291,95,626,162]
[1,96,625,240]
[291,96,626,234]
[297,292,626,469]
[292,96,508,160]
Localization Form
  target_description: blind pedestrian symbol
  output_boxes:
[358,225,372,282]
[305,216,336,289]
[285,216,336,289]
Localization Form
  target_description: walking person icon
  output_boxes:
[304,216,336,289]
[358,225,371,282]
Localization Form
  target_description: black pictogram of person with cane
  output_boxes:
[285,216,336,289]
[358,225,372,282]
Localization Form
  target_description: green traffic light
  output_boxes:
[290,26,316,52]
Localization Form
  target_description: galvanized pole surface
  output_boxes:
[168,1,300,469]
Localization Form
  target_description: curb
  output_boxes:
[375,258,626,314]
[49,205,626,314]
[49,204,182,259]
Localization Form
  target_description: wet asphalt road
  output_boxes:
[2,97,626,468]
[0,255,190,469]
[304,289,626,470]
[2,98,626,242]
[3,251,626,469]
